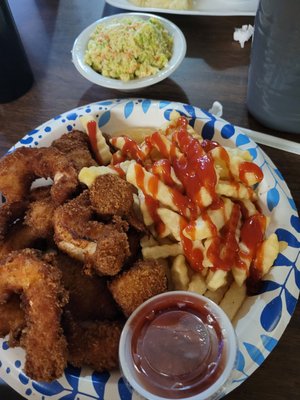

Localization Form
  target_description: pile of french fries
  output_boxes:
[79,111,280,321]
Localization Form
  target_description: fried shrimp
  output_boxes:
[54,191,130,276]
[44,251,120,321]
[51,130,97,172]
[0,222,46,259]
[89,174,134,217]
[0,146,78,205]
[64,314,123,372]
[85,223,131,276]
[0,249,68,382]
[0,200,28,240]
[108,259,168,317]
[24,196,56,239]
[29,185,52,201]
[0,295,25,345]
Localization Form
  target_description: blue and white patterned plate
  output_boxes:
[0,99,299,399]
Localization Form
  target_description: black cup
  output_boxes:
[247,0,300,134]
[0,0,34,103]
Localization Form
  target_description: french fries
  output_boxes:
[80,111,280,321]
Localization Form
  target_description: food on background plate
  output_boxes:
[128,0,193,9]
[0,108,279,383]
[84,16,173,81]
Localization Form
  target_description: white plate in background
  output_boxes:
[72,13,186,91]
[105,0,259,16]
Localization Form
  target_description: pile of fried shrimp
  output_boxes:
[0,129,168,382]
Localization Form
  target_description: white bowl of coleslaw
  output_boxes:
[71,12,186,91]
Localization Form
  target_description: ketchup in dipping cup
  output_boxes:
[119,291,237,400]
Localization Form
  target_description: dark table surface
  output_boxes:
[0,0,299,399]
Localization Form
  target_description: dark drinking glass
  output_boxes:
[0,0,34,103]
[247,0,300,134]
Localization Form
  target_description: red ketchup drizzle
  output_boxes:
[239,214,266,293]
[134,164,166,235]
[165,115,186,135]
[238,200,250,219]
[201,139,220,152]
[146,132,169,158]
[151,159,176,187]
[207,203,241,271]
[184,207,219,243]
[180,218,204,271]
[86,120,102,164]
[190,198,226,241]
[111,151,126,165]
[113,136,147,163]
[240,214,266,262]
[144,195,166,236]
[198,199,225,238]
[134,163,190,219]
[110,165,125,178]
[171,126,217,209]
[239,161,264,185]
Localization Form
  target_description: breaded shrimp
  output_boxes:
[54,191,130,276]
[44,251,120,321]
[51,130,97,172]
[64,314,123,372]
[89,174,134,217]
[125,207,147,232]
[0,146,78,204]
[0,249,68,382]
[108,259,168,317]
[0,222,47,259]
[24,196,56,239]
[85,223,130,276]
[0,200,28,240]
[0,294,25,345]
[29,185,52,201]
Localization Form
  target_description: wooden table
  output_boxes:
[0,0,299,399]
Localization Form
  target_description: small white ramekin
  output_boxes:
[119,291,237,400]
[71,13,186,91]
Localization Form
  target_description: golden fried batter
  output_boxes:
[54,191,130,276]
[51,130,97,172]
[24,196,56,239]
[89,174,134,217]
[108,259,168,317]
[0,249,68,382]
[64,314,123,373]
[0,146,78,205]
[85,223,130,276]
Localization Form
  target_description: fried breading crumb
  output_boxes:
[51,130,97,172]
[89,174,134,217]
[86,224,130,276]
[108,259,168,317]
